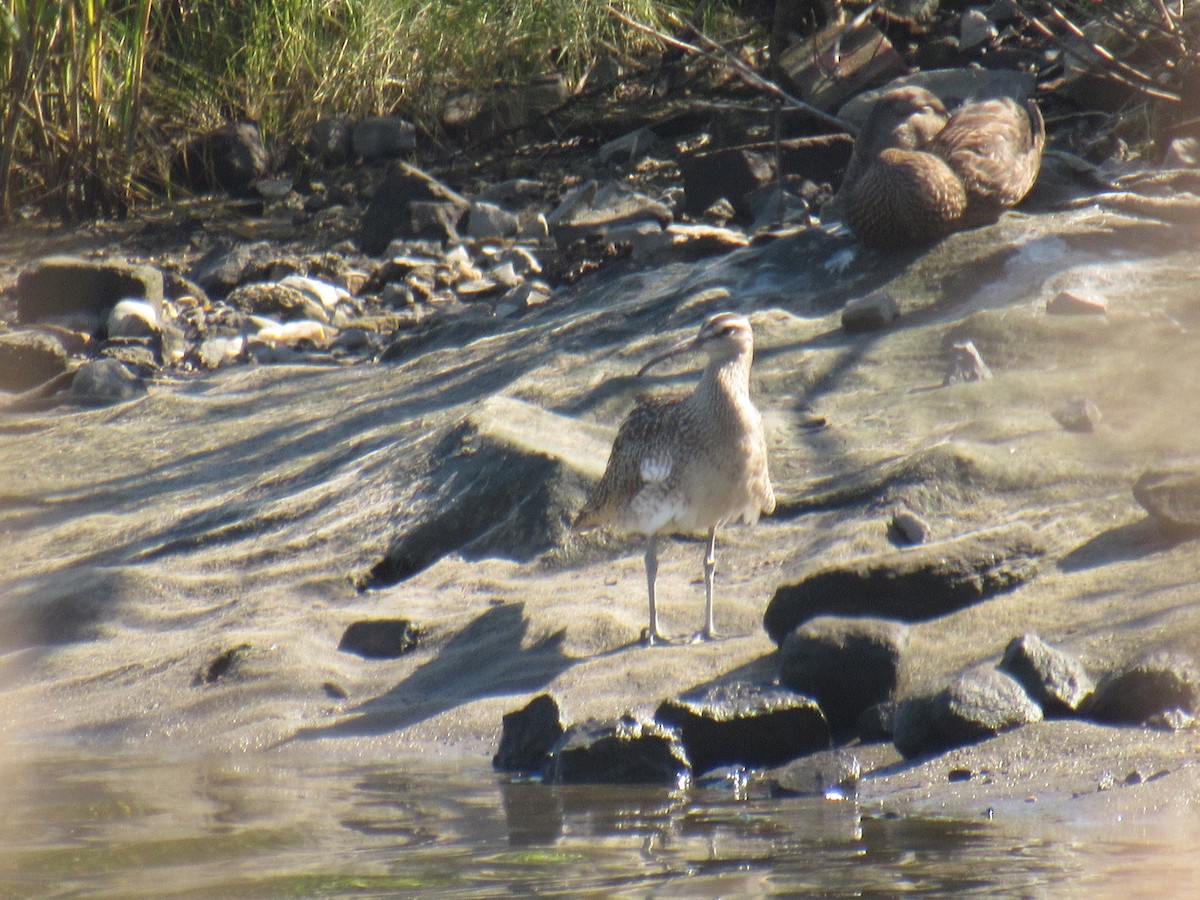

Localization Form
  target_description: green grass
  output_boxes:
[0,0,696,221]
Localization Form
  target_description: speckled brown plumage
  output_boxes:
[839,87,1045,250]
[574,312,775,645]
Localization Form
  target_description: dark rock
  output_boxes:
[190,241,273,295]
[654,681,831,775]
[351,115,417,160]
[1047,290,1107,316]
[194,643,253,686]
[547,182,672,246]
[999,633,1095,716]
[767,749,862,797]
[778,617,908,733]
[171,122,269,197]
[359,163,470,255]
[68,359,147,406]
[307,115,355,165]
[441,75,569,140]
[887,508,932,545]
[226,282,328,323]
[407,201,465,243]
[893,668,1043,759]
[493,693,564,773]
[1133,468,1200,535]
[1052,396,1102,432]
[0,330,71,392]
[15,256,164,327]
[857,700,899,741]
[337,619,421,659]
[680,147,774,219]
[542,716,690,785]
[1087,651,1200,725]
[763,525,1044,644]
[841,290,899,332]
[944,340,992,385]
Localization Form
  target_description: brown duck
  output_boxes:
[837,86,1045,250]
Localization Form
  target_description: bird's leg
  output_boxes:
[700,527,718,640]
[644,533,664,646]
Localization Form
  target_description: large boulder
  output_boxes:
[0,330,71,391]
[654,681,831,775]
[171,121,269,197]
[15,256,164,328]
[359,163,470,255]
[493,694,565,774]
[999,633,1094,717]
[542,716,689,785]
[1086,651,1200,725]
[893,667,1042,759]
[778,617,908,733]
[1133,468,1200,536]
[763,525,1044,644]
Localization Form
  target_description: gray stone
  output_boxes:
[999,633,1095,716]
[654,681,830,775]
[68,359,147,406]
[893,667,1043,759]
[0,330,71,392]
[493,693,564,773]
[842,291,899,332]
[763,525,1044,644]
[944,340,992,385]
[1133,468,1200,535]
[1087,651,1200,725]
[887,508,932,545]
[548,182,672,246]
[468,202,520,241]
[337,619,421,659]
[351,115,417,160]
[857,701,899,742]
[106,299,159,339]
[190,242,272,295]
[680,147,774,219]
[171,121,268,197]
[543,716,689,785]
[475,178,545,208]
[767,749,863,798]
[359,163,470,255]
[16,256,164,327]
[226,282,329,323]
[1052,396,1102,432]
[306,115,355,165]
[596,126,658,165]
[778,617,909,732]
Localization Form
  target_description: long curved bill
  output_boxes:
[636,335,700,377]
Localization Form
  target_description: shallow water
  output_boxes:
[1,747,1196,898]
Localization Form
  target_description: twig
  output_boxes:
[604,4,855,133]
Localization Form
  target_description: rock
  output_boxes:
[680,147,774,219]
[106,299,159,339]
[277,275,351,317]
[227,282,329,323]
[171,121,269,197]
[68,358,147,406]
[16,256,164,327]
[337,619,421,659]
[646,224,751,261]
[767,749,863,798]
[944,340,992,385]
[468,202,520,241]
[596,126,658,165]
[407,201,465,243]
[1051,396,1102,432]
[495,282,552,318]
[542,716,690,785]
[307,115,355,165]
[197,335,245,369]
[362,395,610,588]
[999,633,1095,716]
[1162,136,1200,168]
[359,163,471,255]
[493,693,565,773]
[351,115,417,160]
[654,682,831,775]
[0,330,71,392]
[1047,290,1108,316]
[857,701,899,742]
[959,7,998,50]
[778,20,906,113]
[441,75,569,140]
[763,525,1044,644]
[887,508,932,545]
[475,178,545,208]
[1132,468,1200,535]
[547,182,672,246]
[1087,651,1200,725]
[842,291,899,332]
[893,668,1043,759]
[778,617,909,732]
[190,241,272,295]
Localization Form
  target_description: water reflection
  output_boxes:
[0,746,1195,897]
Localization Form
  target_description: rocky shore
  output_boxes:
[4,7,1200,824]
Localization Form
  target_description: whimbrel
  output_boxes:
[836,86,1045,249]
[574,312,775,645]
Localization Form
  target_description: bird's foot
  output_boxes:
[688,628,719,643]
[642,627,687,647]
